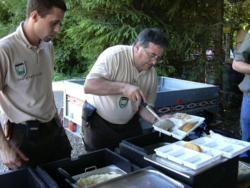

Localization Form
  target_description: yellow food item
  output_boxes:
[77,173,121,187]
[184,142,202,152]
[181,123,194,132]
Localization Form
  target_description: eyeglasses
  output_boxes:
[143,48,163,63]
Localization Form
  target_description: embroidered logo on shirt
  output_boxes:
[15,62,26,78]
[119,97,128,108]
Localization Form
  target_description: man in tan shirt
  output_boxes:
[0,0,72,170]
[83,28,168,151]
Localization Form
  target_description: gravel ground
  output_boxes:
[66,131,86,159]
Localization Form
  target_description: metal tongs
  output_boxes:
[142,102,175,131]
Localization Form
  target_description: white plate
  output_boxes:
[153,113,205,140]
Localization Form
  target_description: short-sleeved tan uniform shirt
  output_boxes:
[0,23,56,123]
[85,45,158,124]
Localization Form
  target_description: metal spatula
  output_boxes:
[142,102,175,131]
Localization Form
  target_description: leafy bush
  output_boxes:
[0,0,233,83]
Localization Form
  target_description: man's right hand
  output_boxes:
[0,141,29,170]
[122,84,146,103]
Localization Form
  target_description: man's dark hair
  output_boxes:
[135,28,168,48]
[26,0,67,17]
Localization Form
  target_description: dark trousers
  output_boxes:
[8,116,72,168]
[83,112,142,151]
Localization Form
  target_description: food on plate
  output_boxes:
[154,119,175,131]
[77,173,121,187]
[184,142,202,152]
[181,123,194,132]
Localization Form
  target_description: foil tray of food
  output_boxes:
[153,113,205,140]
[91,168,185,188]
[154,141,221,170]
[73,165,126,188]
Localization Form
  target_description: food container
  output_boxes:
[72,165,126,187]
[154,141,222,170]
[36,149,132,188]
[153,113,205,140]
[119,132,177,167]
[0,168,46,188]
[92,168,187,188]
[190,131,250,158]
[119,132,238,188]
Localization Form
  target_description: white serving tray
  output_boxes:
[190,131,250,158]
[153,113,205,140]
[154,142,221,170]
[175,141,222,157]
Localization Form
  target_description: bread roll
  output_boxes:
[184,142,202,152]
[181,123,194,132]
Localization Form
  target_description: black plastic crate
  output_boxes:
[37,148,132,188]
[119,132,178,167]
[119,132,239,188]
[0,168,46,188]
[35,167,58,188]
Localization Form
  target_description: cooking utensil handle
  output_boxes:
[58,167,77,184]
[145,105,161,121]
[85,165,97,172]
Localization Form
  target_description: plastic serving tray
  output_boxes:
[154,142,221,170]
[153,113,205,140]
[190,131,250,158]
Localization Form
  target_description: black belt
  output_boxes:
[13,118,57,131]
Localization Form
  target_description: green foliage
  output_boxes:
[0,1,11,24]
[0,1,13,37]
[0,0,227,82]
[0,0,26,37]
[56,0,172,76]
[224,0,250,30]
[59,0,218,79]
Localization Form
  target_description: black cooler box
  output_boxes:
[0,167,46,188]
[37,148,132,188]
[119,132,239,188]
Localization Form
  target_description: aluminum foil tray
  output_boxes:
[91,168,184,188]
[73,165,126,188]
[153,113,205,140]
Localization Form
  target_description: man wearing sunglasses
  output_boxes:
[83,28,168,151]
